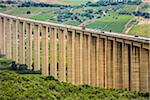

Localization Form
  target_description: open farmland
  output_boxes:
[86,14,133,33]
[33,0,98,5]
[128,24,150,37]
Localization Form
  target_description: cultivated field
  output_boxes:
[86,14,133,33]
[129,24,150,37]
[33,0,98,5]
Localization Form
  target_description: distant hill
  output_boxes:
[0,0,98,5]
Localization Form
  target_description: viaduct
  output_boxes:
[0,13,149,92]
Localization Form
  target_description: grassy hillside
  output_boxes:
[33,0,97,5]
[86,14,133,33]
[128,24,150,37]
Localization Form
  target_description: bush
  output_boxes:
[18,64,27,71]
[26,11,31,14]
[10,61,17,70]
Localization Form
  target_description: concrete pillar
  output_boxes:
[96,36,99,87]
[140,48,149,92]
[116,41,123,89]
[104,37,108,88]
[58,28,66,81]
[90,36,96,86]
[7,19,12,59]
[1,17,6,55]
[67,30,75,84]
[26,23,32,69]
[98,38,105,87]
[0,17,2,54]
[87,34,91,85]
[19,22,25,64]
[122,43,130,89]
[42,25,48,75]
[34,24,40,71]
[75,33,80,84]
[82,34,89,84]
[131,46,140,91]
[12,20,18,62]
[50,27,57,78]
[107,40,113,88]
[79,32,83,84]
[113,40,116,88]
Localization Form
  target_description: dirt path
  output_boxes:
[78,18,97,27]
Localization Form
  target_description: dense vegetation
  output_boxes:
[0,72,149,99]
[0,58,149,99]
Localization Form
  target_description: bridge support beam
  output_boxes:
[42,25,49,75]
[19,22,25,64]
[12,20,18,63]
[26,23,33,69]
[67,30,75,84]
[34,24,40,71]
[50,27,57,78]
[58,28,66,81]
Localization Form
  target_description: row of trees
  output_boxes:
[85,0,142,6]
[18,2,72,8]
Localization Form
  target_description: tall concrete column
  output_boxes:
[19,22,25,64]
[12,20,18,62]
[67,30,75,84]
[6,19,12,59]
[104,37,108,88]
[75,33,80,84]
[113,39,116,88]
[107,40,113,88]
[79,32,83,84]
[116,40,123,89]
[34,24,40,71]
[98,37,105,87]
[131,45,140,91]
[82,34,89,84]
[0,17,2,54]
[90,36,96,86]
[123,43,130,89]
[1,17,6,55]
[42,25,48,75]
[50,27,57,78]
[87,34,91,85]
[140,48,149,92]
[58,28,66,81]
[26,23,32,69]
[96,36,99,87]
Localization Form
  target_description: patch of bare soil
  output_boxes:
[135,17,150,25]
[142,0,150,3]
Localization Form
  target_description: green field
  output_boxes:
[86,14,133,33]
[129,24,150,38]
[31,13,56,21]
[64,20,81,26]
[57,0,98,5]
[2,7,51,15]
[117,5,138,13]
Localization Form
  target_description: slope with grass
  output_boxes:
[128,24,150,37]
[86,14,133,33]
[33,0,97,5]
